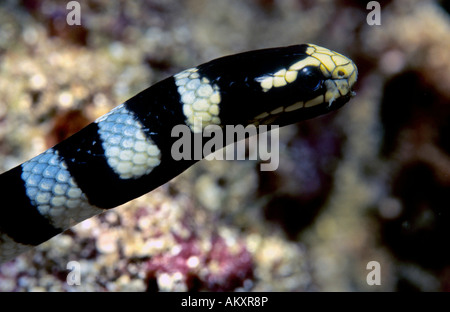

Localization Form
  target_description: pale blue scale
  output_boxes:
[31,163,46,175]
[38,178,54,191]
[120,137,135,149]
[26,173,41,187]
[43,165,59,178]
[123,125,136,137]
[96,104,161,179]
[20,148,101,229]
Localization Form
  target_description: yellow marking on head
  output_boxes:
[324,80,340,104]
[313,54,334,73]
[319,64,330,76]
[270,107,284,115]
[304,95,323,108]
[285,101,304,112]
[308,44,335,56]
[260,77,273,92]
[332,55,350,66]
[273,76,287,87]
[289,57,321,70]
[332,63,355,79]
[333,80,350,96]
[255,112,270,120]
[319,50,335,56]
[325,90,337,103]
[285,70,298,83]
[305,46,315,55]
[275,69,286,77]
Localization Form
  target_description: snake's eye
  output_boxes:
[298,66,322,91]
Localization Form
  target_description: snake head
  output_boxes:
[252,43,358,126]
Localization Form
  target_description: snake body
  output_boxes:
[0,44,357,263]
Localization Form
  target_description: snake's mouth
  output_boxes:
[251,96,352,127]
[277,93,354,126]
[326,91,354,111]
[251,82,356,127]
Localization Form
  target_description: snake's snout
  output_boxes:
[304,44,357,105]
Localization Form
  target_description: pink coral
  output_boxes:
[145,235,253,291]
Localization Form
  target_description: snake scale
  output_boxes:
[0,44,357,263]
